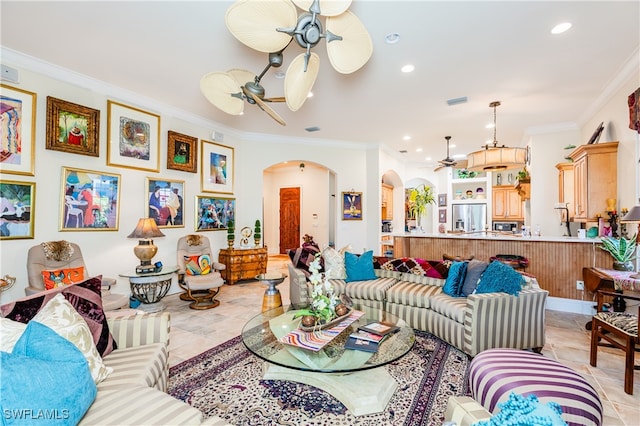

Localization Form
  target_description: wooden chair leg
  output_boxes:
[590,318,599,367]
[624,335,634,395]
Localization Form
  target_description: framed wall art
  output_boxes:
[439,209,447,223]
[195,195,235,231]
[146,177,185,228]
[0,179,35,240]
[342,191,362,220]
[60,167,121,231]
[438,193,447,207]
[167,130,197,173]
[0,84,36,176]
[201,140,234,194]
[107,100,160,172]
[46,96,100,157]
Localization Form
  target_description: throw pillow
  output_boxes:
[0,317,26,352]
[32,293,113,384]
[0,276,116,357]
[380,257,445,279]
[475,392,566,426]
[184,254,212,275]
[321,246,347,279]
[460,259,489,296]
[345,250,377,282]
[41,266,85,290]
[442,261,467,297]
[475,260,526,296]
[3,321,97,426]
[288,245,322,277]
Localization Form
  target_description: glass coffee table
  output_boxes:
[241,305,415,416]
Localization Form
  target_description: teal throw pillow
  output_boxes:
[475,392,567,426]
[345,250,377,282]
[443,261,467,297]
[1,321,97,425]
[475,260,525,296]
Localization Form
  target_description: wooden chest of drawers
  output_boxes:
[218,247,268,285]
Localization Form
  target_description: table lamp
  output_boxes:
[621,200,640,279]
[128,218,165,274]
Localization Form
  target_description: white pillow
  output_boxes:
[32,293,112,384]
[0,317,27,352]
[322,246,351,279]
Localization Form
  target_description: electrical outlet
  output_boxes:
[576,280,585,291]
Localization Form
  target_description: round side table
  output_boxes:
[119,266,178,313]
[255,272,286,312]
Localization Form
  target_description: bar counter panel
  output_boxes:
[394,234,611,300]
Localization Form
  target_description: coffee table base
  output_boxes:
[263,364,397,416]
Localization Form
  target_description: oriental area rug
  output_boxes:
[169,330,471,425]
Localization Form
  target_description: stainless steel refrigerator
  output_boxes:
[451,203,487,232]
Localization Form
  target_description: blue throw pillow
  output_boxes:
[1,321,97,425]
[475,260,525,296]
[443,261,467,297]
[460,259,488,296]
[345,250,377,282]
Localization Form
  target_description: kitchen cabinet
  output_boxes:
[218,247,268,285]
[381,183,394,220]
[568,141,618,222]
[555,162,575,219]
[492,186,523,221]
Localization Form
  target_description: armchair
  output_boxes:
[26,240,128,311]
[590,289,640,394]
[176,234,225,310]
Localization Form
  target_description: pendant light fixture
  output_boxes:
[466,101,528,172]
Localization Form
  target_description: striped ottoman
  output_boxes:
[469,349,603,426]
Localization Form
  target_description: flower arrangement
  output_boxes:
[294,254,348,328]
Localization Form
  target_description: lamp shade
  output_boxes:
[466,146,528,172]
[127,218,165,239]
[621,204,640,223]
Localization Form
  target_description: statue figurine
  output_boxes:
[608,211,619,238]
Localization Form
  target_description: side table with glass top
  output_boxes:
[119,266,178,313]
[241,305,415,416]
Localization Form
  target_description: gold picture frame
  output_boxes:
[0,84,36,176]
[0,179,36,240]
[107,100,160,172]
[167,130,197,173]
[46,96,100,157]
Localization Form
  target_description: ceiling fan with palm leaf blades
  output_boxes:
[200,0,372,126]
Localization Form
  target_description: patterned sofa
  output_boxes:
[288,256,548,357]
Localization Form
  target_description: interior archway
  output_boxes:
[405,177,437,234]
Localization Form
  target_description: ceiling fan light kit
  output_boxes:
[466,101,528,172]
[202,0,372,126]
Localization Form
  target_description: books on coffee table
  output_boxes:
[358,321,399,336]
[349,330,386,343]
[344,336,379,353]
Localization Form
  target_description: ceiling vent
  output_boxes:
[305,126,321,132]
[399,149,408,154]
[446,96,468,106]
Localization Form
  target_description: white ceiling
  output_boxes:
[2,1,638,167]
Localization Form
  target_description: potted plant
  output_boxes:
[599,234,637,271]
[227,220,235,248]
[407,184,436,229]
[254,219,261,247]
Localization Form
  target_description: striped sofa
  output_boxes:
[446,348,603,426]
[79,312,230,426]
[288,264,548,357]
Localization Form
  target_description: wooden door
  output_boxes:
[279,187,300,254]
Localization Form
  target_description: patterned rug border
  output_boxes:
[169,330,472,425]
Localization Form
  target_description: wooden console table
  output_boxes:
[219,247,268,285]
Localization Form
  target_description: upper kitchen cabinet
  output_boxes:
[492,185,524,221]
[381,183,394,220]
[568,141,618,222]
[555,162,575,220]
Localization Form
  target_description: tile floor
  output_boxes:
[164,255,639,425]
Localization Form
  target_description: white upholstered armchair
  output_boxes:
[176,234,225,310]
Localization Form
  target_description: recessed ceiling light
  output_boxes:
[453,154,467,159]
[425,156,432,161]
[385,33,400,44]
[307,92,314,98]
[401,64,414,73]
[403,135,411,140]
[450,144,456,149]
[416,148,423,152]
[486,123,495,129]
[551,22,572,34]
[485,139,492,145]
[274,71,285,79]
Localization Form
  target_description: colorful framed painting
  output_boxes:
[167,130,197,173]
[0,179,35,240]
[0,84,36,176]
[146,177,185,228]
[195,196,235,231]
[46,96,100,157]
[107,100,160,172]
[60,167,121,231]
[201,140,234,194]
[342,191,363,220]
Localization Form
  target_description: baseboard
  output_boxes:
[546,296,595,316]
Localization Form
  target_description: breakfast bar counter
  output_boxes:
[394,233,612,300]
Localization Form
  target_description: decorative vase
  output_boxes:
[612,261,634,271]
